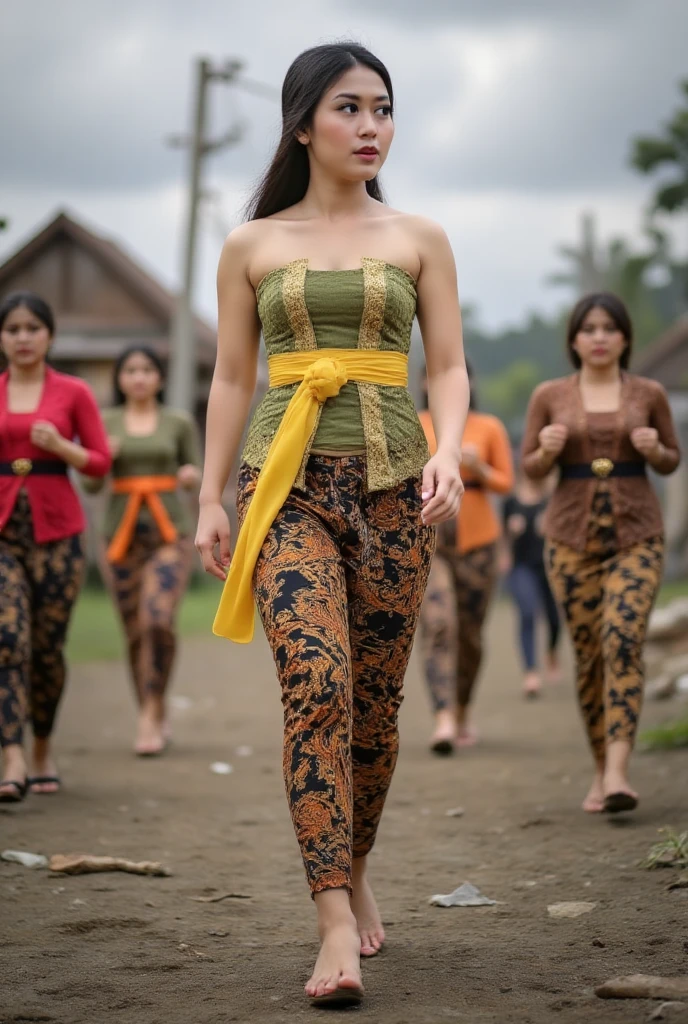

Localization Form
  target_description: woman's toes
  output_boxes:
[582,799,604,813]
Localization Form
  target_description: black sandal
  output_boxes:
[27,776,61,794]
[0,779,29,803]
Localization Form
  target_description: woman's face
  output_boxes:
[300,65,394,184]
[118,351,162,402]
[0,305,52,369]
[572,306,627,370]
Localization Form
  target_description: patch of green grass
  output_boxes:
[640,717,688,751]
[641,828,688,870]
[657,578,688,605]
[67,576,224,664]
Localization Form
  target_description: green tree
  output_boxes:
[480,359,541,428]
[631,79,688,299]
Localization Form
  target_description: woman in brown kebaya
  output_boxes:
[522,293,680,815]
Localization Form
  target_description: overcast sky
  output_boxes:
[3,0,687,330]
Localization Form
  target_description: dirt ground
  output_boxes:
[2,601,688,1024]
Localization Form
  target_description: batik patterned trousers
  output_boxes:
[237,456,435,895]
[0,491,84,747]
[546,486,663,758]
[418,542,498,712]
[106,521,194,702]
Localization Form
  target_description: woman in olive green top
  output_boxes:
[84,345,201,756]
[196,44,468,1008]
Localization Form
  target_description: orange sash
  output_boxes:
[107,475,179,563]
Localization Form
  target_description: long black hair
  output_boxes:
[112,344,166,405]
[566,292,633,370]
[0,291,55,335]
[246,42,393,221]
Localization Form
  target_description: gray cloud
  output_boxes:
[3,0,687,197]
[349,0,638,27]
[3,0,687,328]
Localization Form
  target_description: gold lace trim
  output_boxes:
[359,258,387,350]
[356,258,393,488]
[282,259,317,351]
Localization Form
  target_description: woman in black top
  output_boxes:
[502,470,561,697]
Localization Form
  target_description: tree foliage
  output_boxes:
[631,80,688,216]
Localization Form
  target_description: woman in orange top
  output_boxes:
[418,363,514,752]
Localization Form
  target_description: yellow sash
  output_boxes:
[213,349,409,642]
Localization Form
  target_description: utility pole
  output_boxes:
[167,58,279,413]
[167,58,243,413]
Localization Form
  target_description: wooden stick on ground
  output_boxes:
[596,975,688,1001]
[49,854,171,877]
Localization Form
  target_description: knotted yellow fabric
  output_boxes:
[213,349,409,643]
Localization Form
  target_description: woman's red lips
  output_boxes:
[355,147,378,155]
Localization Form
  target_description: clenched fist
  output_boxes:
[30,420,64,455]
[630,427,660,460]
[538,424,568,456]
[177,463,201,490]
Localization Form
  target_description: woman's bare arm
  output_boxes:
[414,218,469,524]
[196,226,261,577]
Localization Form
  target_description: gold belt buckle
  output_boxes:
[11,458,33,477]
[591,457,614,479]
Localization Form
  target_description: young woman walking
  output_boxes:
[195,43,468,1007]
[502,469,561,698]
[522,293,680,814]
[83,346,201,756]
[418,363,513,753]
[0,291,111,802]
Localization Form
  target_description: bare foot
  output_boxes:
[305,921,363,1000]
[582,770,605,813]
[134,713,166,756]
[430,709,457,754]
[456,725,479,748]
[603,769,638,804]
[351,861,384,956]
[523,671,541,699]
[545,653,563,685]
[456,707,478,748]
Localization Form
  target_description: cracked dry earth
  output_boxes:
[2,602,688,1024]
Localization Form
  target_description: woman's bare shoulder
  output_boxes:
[387,210,450,247]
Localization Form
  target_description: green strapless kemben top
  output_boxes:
[241,257,429,491]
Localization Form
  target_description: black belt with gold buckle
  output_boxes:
[0,460,67,477]
[560,460,646,480]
